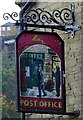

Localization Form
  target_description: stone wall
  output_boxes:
[16,1,83,119]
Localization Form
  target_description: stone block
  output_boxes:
[75,6,81,14]
[66,105,74,112]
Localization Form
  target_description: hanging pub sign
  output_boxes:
[16,30,66,114]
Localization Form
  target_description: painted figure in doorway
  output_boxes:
[52,66,60,97]
[37,64,47,97]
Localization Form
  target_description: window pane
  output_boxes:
[2,27,5,31]
[7,27,10,31]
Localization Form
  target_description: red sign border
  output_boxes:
[16,30,66,114]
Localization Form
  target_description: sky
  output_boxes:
[0,0,21,26]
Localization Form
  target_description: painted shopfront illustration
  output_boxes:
[16,31,65,113]
[20,46,61,98]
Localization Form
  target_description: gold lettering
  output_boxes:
[44,101,48,107]
[20,100,62,109]
[32,35,45,44]
[52,102,54,108]
[24,100,29,106]
[59,102,62,108]
[39,101,44,107]
[34,101,37,107]
[36,38,40,41]
[32,35,38,41]
[29,100,33,107]
[20,100,24,105]
[20,100,37,107]
[48,102,51,107]
[41,40,44,44]
[54,102,58,108]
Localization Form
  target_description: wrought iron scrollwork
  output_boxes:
[3,12,18,21]
[52,8,72,25]
[21,7,73,25]
[3,4,74,25]
[3,3,81,38]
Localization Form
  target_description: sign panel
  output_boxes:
[16,31,65,114]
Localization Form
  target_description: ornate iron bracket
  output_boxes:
[65,24,81,38]
[3,3,81,38]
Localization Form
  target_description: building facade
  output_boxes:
[0,22,19,52]
[1,22,18,36]
[15,1,83,119]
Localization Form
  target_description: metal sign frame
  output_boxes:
[16,30,66,114]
